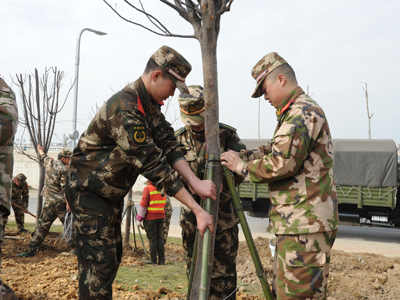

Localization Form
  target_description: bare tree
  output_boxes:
[103,0,234,296]
[14,67,72,225]
[360,82,374,139]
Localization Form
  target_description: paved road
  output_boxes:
[9,192,400,257]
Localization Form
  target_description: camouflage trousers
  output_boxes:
[29,195,73,252]
[0,214,4,266]
[182,224,239,300]
[4,199,26,231]
[162,196,173,244]
[0,215,18,300]
[273,229,338,300]
[75,216,122,300]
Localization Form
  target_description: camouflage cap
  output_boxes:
[151,45,192,94]
[251,52,288,98]
[59,149,72,157]
[16,173,27,183]
[178,85,205,126]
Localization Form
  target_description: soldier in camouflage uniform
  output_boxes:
[17,146,72,257]
[65,46,216,300]
[0,77,20,299]
[162,195,173,244]
[221,52,340,300]
[176,85,247,300]
[3,174,29,233]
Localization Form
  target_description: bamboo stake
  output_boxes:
[198,155,215,300]
[133,205,148,260]
[223,166,274,300]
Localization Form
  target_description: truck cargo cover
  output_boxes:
[333,139,398,187]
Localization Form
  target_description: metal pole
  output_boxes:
[70,28,107,150]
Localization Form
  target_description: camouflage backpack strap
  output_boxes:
[219,122,237,133]
[175,127,186,137]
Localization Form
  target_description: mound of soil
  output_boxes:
[1,230,400,299]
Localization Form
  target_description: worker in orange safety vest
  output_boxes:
[136,177,167,265]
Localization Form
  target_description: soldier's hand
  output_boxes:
[37,144,45,155]
[196,209,214,237]
[191,179,216,201]
[66,201,71,213]
[24,208,28,213]
[187,183,195,194]
[221,150,241,172]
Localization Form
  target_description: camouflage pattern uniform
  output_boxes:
[65,46,192,300]
[235,53,340,300]
[28,150,72,254]
[176,85,247,300]
[0,77,19,299]
[162,195,173,244]
[4,175,29,232]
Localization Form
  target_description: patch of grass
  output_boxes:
[115,262,188,294]
[13,222,265,297]
[126,233,182,246]
[5,221,64,233]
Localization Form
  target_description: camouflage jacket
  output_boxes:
[12,180,29,209]
[0,78,18,216]
[176,123,246,230]
[67,77,184,219]
[40,154,68,200]
[237,87,339,235]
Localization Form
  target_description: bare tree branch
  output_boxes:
[216,0,233,17]
[184,0,202,28]
[130,0,171,35]
[158,0,190,22]
[103,0,195,38]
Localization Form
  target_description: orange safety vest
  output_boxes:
[147,184,166,214]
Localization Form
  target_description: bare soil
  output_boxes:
[1,229,400,300]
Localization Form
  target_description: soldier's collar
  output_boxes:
[136,78,161,116]
[276,86,305,118]
[188,127,205,141]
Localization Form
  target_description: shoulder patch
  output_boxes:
[175,127,186,137]
[219,123,237,133]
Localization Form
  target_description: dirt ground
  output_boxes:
[1,229,400,300]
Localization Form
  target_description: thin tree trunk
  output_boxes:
[190,12,222,299]
[36,164,45,226]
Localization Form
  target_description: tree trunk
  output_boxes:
[36,163,45,226]
[124,190,133,246]
[190,6,222,298]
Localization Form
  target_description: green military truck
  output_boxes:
[238,139,400,228]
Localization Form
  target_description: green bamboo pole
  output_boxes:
[223,166,274,300]
[198,155,215,300]
[186,230,199,300]
[131,207,137,248]
[133,205,149,260]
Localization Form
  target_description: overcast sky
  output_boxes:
[2,1,399,147]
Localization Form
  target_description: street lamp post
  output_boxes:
[69,28,107,150]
